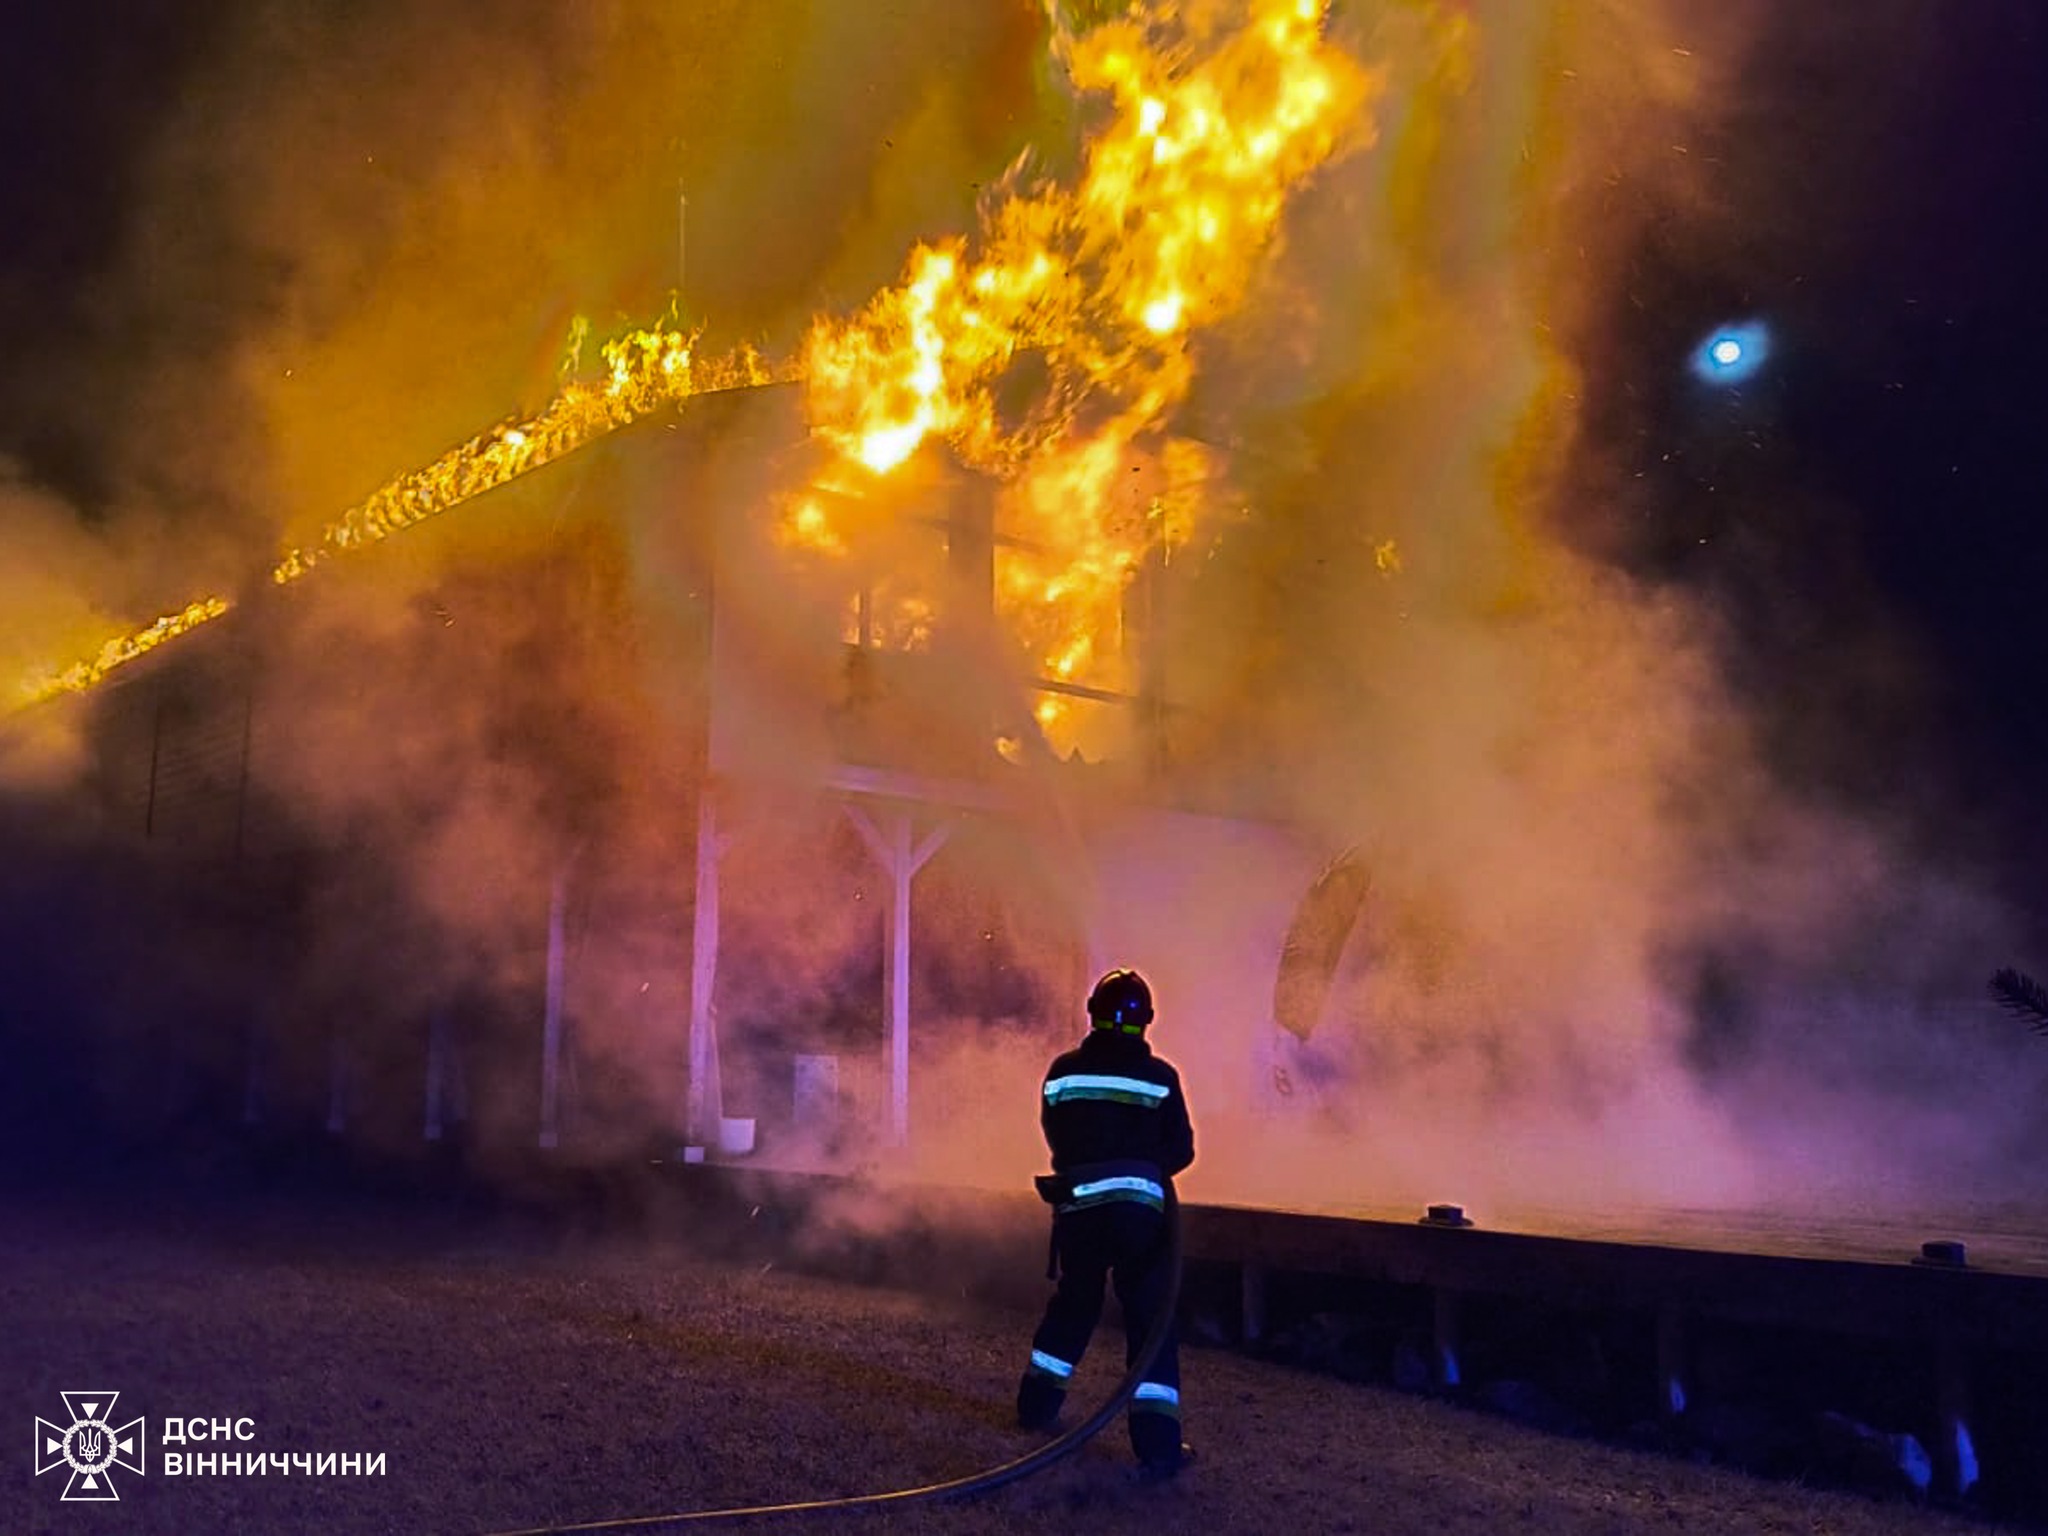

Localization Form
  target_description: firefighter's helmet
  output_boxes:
[1088,968,1154,1033]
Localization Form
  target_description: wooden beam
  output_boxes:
[425,1008,449,1142]
[828,762,1015,814]
[887,811,913,1147]
[1433,1288,1462,1390]
[842,802,950,1148]
[539,871,567,1150]
[1656,1302,1688,1421]
[685,795,727,1146]
[1934,1322,1978,1498]
[910,821,951,875]
[1241,1262,1268,1345]
[241,1022,264,1128]
[325,1031,347,1136]
[842,802,889,865]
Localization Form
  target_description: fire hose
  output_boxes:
[481,1183,1183,1534]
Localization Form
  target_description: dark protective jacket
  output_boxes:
[1040,1029,1195,1196]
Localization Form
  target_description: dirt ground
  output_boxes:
[0,1186,2020,1536]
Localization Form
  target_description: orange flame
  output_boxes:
[18,597,234,705]
[793,0,1373,746]
[22,0,1372,732]
[803,0,1369,474]
[272,332,777,585]
[17,334,776,706]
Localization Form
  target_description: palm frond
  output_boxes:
[1988,967,2048,1035]
[1272,847,1372,1043]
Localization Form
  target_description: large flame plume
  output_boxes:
[795,0,1373,735]
[18,0,1371,726]
[804,0,1370,475]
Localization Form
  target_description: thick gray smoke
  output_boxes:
[1156,0,2046,1217]
[4,0,2043,1228]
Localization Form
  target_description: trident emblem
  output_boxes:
[35,1391,146,1501]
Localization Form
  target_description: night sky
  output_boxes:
[1575,4,2048,892]
[6,1,2048,901]
[1,3,225,502]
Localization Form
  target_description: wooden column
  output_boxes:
[845,803,950,1146]
[241,1023,265,1127]
[325,1030,347,1136]
[1657,1302,1689,1421]
[425,1007,451,1142]
[1241,1262,1268,1345]
[1433,1288,1462,1390]
[539,870,568,1150]
[684,793,732,1147]
[1934,1323,1978,1498]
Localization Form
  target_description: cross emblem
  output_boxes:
[35,1391,146,1501]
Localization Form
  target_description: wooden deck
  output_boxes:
[672,1162,2048,1500]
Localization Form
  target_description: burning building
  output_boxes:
[16,0,1387,1182]
[26,0,2009,1221]
[36,365,1347,1184]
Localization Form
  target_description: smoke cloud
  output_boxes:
[5,0,2044,1235]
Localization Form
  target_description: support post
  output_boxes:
[144,700,164,840]
[1132,515,1170,779]
[1432,1288,1462,1390]
[540,870,567,1150]
[887,814,912,1146]
[1934,1323,1978,1499]
[1656,1302,1688,1421]
[426,1007,450,1142]
[241,1024,264,1127]
[233,680,255,860]
[325,1031,347,1136]
[685,793,728,1147]
[945,473,995,631]
[845,803,950,1147]
[676,185,688,312]
[1241,1261,1268,1345]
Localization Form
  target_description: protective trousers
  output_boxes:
[1016,1199,1182,1465]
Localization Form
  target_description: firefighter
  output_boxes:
[1016,967,1195,1478]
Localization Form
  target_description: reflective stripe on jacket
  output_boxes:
[1040,1030,1194,1194]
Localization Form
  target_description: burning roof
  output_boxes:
[20,0,1372,730]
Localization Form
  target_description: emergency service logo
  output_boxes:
[34,1391,146,1501]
